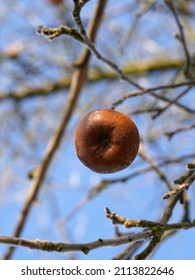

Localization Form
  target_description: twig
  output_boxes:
[113,242,142,260]
[165,123,195,139]
[105,207,161,228]
[139,147,171,190]
[119,1,156,53]
[37,4,195,99]
[72,0,90,35]
[148,229,177,259]
[81,39,142,89]
[0,231,153,255]
[152,85,192,119]
[37,4,142,89]
[3,0,107,260]
[111,81,195,113]
[37,25,83,41]
[162,171,195,199]
[105,207,195,231]
[150,92,193,114]
[165,0,191,77]
[161,193,182,223]
[187,163,195,170]
[105,200,195,260]
[72,0,142,89]
[135,192,183,259]
[36,2,195,113]
[174,170,194,184]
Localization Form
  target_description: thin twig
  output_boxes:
[105,207,161,228]
[113,242,143,260]
[139,146,172,191]
[105,207,195,231]
[37,25,83,41]
[111,81,195,113]
[152,85,192,119]
[162,171,195,199]
[119,1,156,53]
[165,123,195,139]
[72,0,143,89]
[165,0,191,77]
[72,0,90,35]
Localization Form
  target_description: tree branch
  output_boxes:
[135,192,183,259]
[162,170,195,199]
[111,82,195,114]
[0,231,153,255]
[139,146,171,191]
[105,197,195,260]
[165,123,195,139]
[37,25,83,42]
[105,207,195,231]
[165,0,191,77]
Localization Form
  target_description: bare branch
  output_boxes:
[152,85,192,119]
[135,192,183,259]
[162,171,195,199]
[37,25,83,42]
[105,194,195,260]
[105,207,195,231]
[165,123,195,139]
[187,163,195,170]
[165,0,191,77]
[0,232,153,255]
[39,3,142,89]
[111,81,195,113]
[139,146,171,191]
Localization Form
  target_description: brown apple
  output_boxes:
[74,109,140,173]
[48,0,63,5]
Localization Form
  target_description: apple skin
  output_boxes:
[48,0,63,5]
[74,109,140,173]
